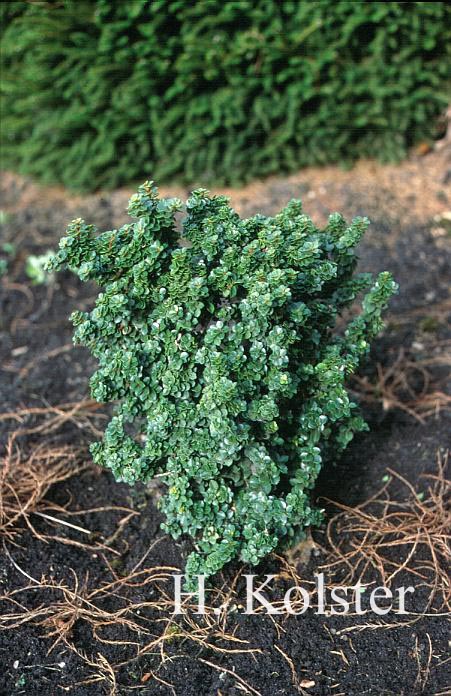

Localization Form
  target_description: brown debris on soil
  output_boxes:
[350,347,451,424]
[0,437,84,543]
[0,556,263,695]
[0,399,107,440]
[321,450,451,613]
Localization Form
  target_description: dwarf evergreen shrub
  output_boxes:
[48,183,397,579]
[1,1,450,191]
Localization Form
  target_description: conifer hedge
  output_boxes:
[1,1,450,191]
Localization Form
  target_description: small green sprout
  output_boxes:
[26,251,55,285]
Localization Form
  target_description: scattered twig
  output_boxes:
[321,450,451,613]
[351,348,451,423]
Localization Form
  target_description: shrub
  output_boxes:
[48,182,397,580]
[1,1,450,191]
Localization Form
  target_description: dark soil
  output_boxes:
[0,161,450,696]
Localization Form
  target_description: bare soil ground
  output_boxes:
[0,148,450,695]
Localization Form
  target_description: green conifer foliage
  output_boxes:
[48,183,397,580]
[1,1,450,191]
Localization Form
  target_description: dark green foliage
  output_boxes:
[48,182,397,579]
[1,1,450,191]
